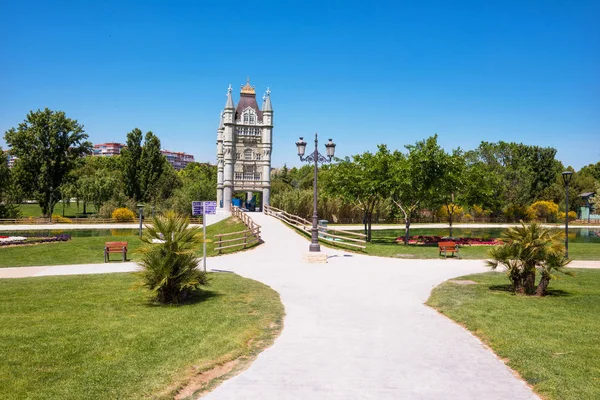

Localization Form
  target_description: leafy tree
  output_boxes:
[166,163,217,215]
[487,222,571,296]
[136,212,208,304]
[579,161,600,181]
[433,148,467,237]
[326,145,391,241]
[389,135,448,244]
[121,128,143,201]
[145,160,182,205]
[139,131,164,202]
[4,108,91,217]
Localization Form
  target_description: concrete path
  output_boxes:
[201,213,538,399]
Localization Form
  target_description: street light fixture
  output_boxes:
[137,204,145,238]
[562,171,573,258]
[296,133,336,252]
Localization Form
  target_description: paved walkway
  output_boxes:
[1,213,554,399]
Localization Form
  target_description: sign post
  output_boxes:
[192,201,217,272]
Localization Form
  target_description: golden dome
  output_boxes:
[240,77,255,94]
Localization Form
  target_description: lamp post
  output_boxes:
[137,204,145,238]
[296,133,336,252]
[562,171,573,258]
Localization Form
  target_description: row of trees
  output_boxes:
[1,108,217,218]
[271,135,600,241]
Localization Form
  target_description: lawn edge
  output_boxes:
[424,279,543,400]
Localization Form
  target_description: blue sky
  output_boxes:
[1,0,598,169]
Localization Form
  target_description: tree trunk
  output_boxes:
[524,270,536,295]
[83,201,87,214]
[367,212,372,242]
[449,213,453,237]
[514,279,525,294]
[536,276,550,296]
[405,218,411,245]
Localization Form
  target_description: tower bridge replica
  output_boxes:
[216,79,273,211]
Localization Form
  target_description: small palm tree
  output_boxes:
[137,212,207,304]
[487,222,572,296]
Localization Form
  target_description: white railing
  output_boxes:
[264,204,366,249]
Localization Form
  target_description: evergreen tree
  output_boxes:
[121,128,143,201]
[139,131,164,202]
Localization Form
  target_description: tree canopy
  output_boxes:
[4,108,92,216]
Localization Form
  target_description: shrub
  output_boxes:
[136,212,208,304]
[112,207,136,221]
[51,214,73,223]
[558,211,577,221]
[528,200,559,222]
[463,213,473,222]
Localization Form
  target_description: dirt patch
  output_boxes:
[449,279,478,285]
[157,318,283,400]
[173,358,241,400]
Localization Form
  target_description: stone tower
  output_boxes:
[216,79,273,210]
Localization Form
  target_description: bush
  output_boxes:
[528,200,559,222]
[51,214,72,223]
[98,201,118,218]
[112,207,136,221]
[559,211,577,221]
[136,212,208,304]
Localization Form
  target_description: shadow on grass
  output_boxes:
[488,284,572,297]
[144,289,223,307]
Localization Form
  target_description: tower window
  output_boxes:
[244,149,253,160]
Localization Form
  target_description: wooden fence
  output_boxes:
[264,204,367,249]
[214,207,261,254]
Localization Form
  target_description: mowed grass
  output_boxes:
[358,230,600,260]
[427,269,600,400]
[18,203,98,218]
[0,272,284,400]
[0,217,258,268]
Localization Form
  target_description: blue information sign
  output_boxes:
[203,201,217,215]
[192,201,203,216]
[192,201,217,216]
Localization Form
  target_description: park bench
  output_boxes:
[438,241,459,258]
[104,241,128,262]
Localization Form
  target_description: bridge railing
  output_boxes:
[263,204,366,249]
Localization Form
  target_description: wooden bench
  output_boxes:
[438,241,459,258]
[104,241,128,262]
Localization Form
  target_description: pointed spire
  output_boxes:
[218,110,224,129]
[225,84,235,109]
[263,87,272,112]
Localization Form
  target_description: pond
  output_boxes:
[0,229,138,238]
[366,227,600,244]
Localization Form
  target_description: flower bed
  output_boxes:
[0,234,71,247]
[395,235,502,246]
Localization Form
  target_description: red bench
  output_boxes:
[438,241,459,258]
[104,241,128,262]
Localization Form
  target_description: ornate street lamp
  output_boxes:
[562,171,573,258]
[296,133,336,252]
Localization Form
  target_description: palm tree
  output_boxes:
[487,222,571,296]
[137,212,207,304]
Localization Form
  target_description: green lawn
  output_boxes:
[427,269,600,400]
[18,202,98,218]
[0,272,283,400]
[0,217,258,268]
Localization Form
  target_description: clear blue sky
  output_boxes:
[1,0,598,169]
